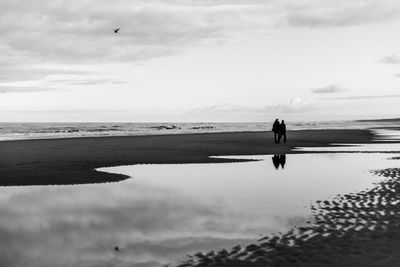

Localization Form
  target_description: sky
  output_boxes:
[1,0,400,122]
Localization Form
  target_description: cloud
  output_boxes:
[49,78,126,85]
[1,0,399,65]
[189,104,244,113]
[321,94,400,100]
[2,0,400,83]
[0,86,57,93]
[395,73,400,77]
[189,98,317,115]
[0,1,272,64]
[0,65,89,83]
[379,54,400,64]
[0,0,276,83]
[262,97,318,113]
[284,0,400,27]
[310,84,347,94]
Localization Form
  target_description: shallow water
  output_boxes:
[293,129,400,152]
[294,142,400,152]
[0,153,399,267]
[371,128,400,141]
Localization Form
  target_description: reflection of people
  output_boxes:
[271,154,286,170]
[272,119,280,143]
[272,154,280,169]
[279,154,286,169]
[279,120,286,143]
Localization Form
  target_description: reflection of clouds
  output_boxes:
[0,160,316,267]
[279,215,313,229]
[0,181,290,267]
[85,236,253,267]
[3,183,224,234]
[0,249,21,267]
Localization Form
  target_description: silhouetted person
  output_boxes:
[272,119,280,143]
[279,154,286,169]
[279,120,286,143]
[272,154,280,169]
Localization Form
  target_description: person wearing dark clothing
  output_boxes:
[279,120,286,143]
[272,119,280,143]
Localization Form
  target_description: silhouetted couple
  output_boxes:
[272,119,286,144]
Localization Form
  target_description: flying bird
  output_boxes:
[114,28,120,33]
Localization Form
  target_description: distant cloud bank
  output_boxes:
[0,86,57,94]
[379,54,400,64]
[285,0,400,27]
[263,98,318,113]
[49,78,126,85]
[321,94,400,100]
[189,98,317,115]
[310,84,347,94]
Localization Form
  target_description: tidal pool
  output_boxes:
[294,142,400,152]
[371,128,400,141]
[0,153,399,267]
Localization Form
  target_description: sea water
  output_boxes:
[0,120,399,141]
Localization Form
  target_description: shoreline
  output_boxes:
[0,129,388,186]
[0,128,381,143]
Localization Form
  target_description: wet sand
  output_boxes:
[0,129,374,186]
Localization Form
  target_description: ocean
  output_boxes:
[0,120,399,141]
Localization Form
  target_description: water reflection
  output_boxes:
[0,183,254,267]
[272,154,286,170]
[0,153,399,267]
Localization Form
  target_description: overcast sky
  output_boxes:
[1,0,400,122]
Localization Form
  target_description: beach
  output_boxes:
[0,129,374,186]
[4,0,400,265]
[2,128,400,267]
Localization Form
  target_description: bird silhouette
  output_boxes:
[114,28,120,33]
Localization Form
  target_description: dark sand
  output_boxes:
[0,129,374,186]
